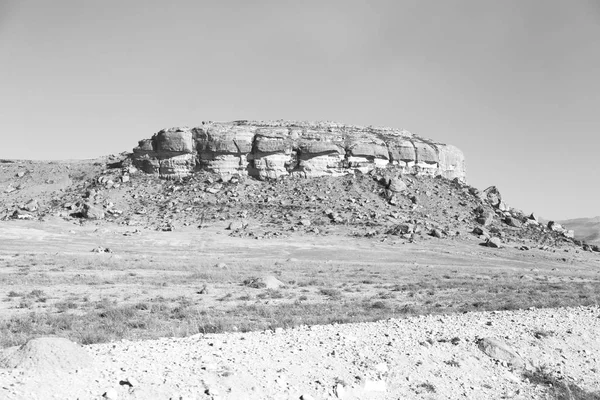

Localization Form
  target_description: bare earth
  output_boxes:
[1,220,600,399]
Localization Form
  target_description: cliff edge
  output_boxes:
[131,120,466,181]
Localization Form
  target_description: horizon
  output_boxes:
[1,1,599,220]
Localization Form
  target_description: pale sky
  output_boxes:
[1,1,599,220]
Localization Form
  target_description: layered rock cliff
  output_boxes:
[131,120,466,181]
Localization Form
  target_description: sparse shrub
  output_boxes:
[319,288,342,299]
[370,301,388,309]
[7,291,22,298]
[417,383,436,393]
[134,302,150,310]
[18,299,33,309]
[28,289,45,298]
[55,301,78,312]
[533,330,554,339]
[444,359,460,367]
[523,366,600,400]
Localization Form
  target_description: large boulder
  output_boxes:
[82,203,104,220]
[477,338,525,369]
[482,186,502,208]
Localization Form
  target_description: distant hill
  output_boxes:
[558,217,600,245]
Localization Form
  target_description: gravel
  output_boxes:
[1,306,599,399]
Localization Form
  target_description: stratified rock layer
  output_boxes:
[131,120,467,181]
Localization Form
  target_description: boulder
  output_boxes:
[388,178,407,193]
[486,237,502,248]
[83,203,104,220]
[473,226,490,238]
[477,338,525,369]
[430,228,443,238]
[528,213,538,222]
[482,186,502,208]
[20,199,38,212]
[388,223,414,235]
[476,211,495,226]
[504,216,522,228]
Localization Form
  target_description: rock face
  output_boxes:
[131,121,467,181]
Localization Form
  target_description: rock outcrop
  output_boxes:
[131,120,467,181]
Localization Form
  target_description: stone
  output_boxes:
[476,212,494,226]
[131,120,467,181]
[482,186,502,208]
[389,223,414,235]
[388,178,407,193]
[83,203,105,220]
[11,209,34,220]
[430,229,443,238]
[227,221,244,231]
[473,227,490,237]
[528,213,538,222]
[504,216,522,228]
[477,338,525,369]
[486,237,502,248]
[20,199,38,212]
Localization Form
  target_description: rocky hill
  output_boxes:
[130,121,466,181]
[0,121,595,253]
[559,216,600,245]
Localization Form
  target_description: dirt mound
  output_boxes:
[0,337,93,372]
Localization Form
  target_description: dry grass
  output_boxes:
[524,366,600,400]
[1,251,600,348]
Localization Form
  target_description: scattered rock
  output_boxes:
[91,247,112,253]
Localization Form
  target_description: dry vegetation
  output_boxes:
[2,250,600,348]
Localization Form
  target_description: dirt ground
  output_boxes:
[0,219,599,399]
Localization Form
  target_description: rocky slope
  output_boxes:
[131,121,466,181]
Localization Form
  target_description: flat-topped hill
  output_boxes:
[131,120,466,181]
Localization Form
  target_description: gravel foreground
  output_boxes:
[1,306,599,400]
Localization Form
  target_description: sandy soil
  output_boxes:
[1,305,599,400]
[0,220,599,399]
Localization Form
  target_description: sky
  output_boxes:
[1,0,599,220]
